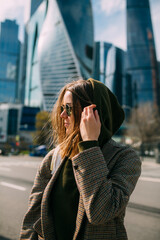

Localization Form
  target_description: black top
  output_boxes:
[50,141,99,239]
[50,157,79,240]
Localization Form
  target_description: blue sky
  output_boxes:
[92,0,160,60]
[0,0,159,60]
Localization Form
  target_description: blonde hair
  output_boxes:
[51,79,93,159]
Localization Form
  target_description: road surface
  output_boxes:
[0,155,160,240]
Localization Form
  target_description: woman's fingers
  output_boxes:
[80,104,101,141]
[83,104,96,117]
[94,109,100,123]
[88,106,94,117]
[84,105,100,124]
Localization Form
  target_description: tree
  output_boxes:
[33,111,53,148]
[126,103,160,144]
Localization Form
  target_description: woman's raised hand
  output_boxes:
[80,104,101,141]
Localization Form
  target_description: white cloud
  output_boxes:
[0,0,30,42]
[94,1,126,50]
[95,0,160,60]
[96,24,126,50]
[100,0,125,15]
[0,0,30,23]
[150,0,160,60]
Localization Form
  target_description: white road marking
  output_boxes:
[0,181,26,191]
[0,167,11,172]
[0,161,40,168]
[139,176,160,183]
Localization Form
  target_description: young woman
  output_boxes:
[20,78,141,240]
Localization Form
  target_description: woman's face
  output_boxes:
[60,91,74,135]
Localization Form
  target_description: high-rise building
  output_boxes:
[24,1,47,109]
[18,30,28,104]
[19,0,44,104]
[20,106,40,131]
[92,42,112,83]
[126,0,159,108]
[105,45,125,105]
[0,103,22,143]
[25,0,94,111]
[0,103,40,143]
[0,20,20,103]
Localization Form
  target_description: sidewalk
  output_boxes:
[128,157,160,213]
[141,158,160,179]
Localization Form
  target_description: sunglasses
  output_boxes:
[60,104,73,116]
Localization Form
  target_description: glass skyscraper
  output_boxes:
[25,0,94,111]
[105,45,125,105]
[20,0,45,105]
[126,0,159,107]
[0,20,20,103]
[92,41,112,84]
[25,1,47,108]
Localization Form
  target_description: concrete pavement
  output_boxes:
[128,156,160,213]
[0,155,159,240]
[1,154,160,214]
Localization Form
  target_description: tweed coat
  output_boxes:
[20,139,141,240]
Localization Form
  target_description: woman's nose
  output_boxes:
[60,110,68,118]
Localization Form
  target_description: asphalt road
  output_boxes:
[125,208,160,240]
[0,155,41,240]
[0,155,160,240]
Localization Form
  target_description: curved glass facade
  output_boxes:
[92,41,112,83]
[37,0,94,111]
[126,0,159,107]
[105,46,125,105]
[25,1,47,107]
[56,0,94,78]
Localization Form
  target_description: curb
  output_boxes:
[127,202,160,214]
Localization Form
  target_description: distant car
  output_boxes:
[29,145,47,157]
